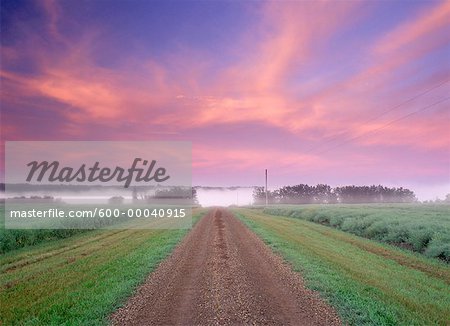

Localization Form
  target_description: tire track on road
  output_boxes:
[111,208,340,325]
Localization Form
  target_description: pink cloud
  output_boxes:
[374,1,450,56]
[1,0,448,193]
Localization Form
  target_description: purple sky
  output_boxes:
[1,0,449,200]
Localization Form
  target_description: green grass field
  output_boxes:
[264,204,450,261]
[234,208,450,325]
[2,205,449,325]
[0,208,207,325]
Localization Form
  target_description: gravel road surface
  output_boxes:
[111,208,340,325]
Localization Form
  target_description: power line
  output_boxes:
[312,96,450,156]
[302,78,450,154]
[361,78,449,125]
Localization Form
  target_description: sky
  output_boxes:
[1,0,449,201]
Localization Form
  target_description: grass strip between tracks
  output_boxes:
[234,208,450,326]
[0,209,208,325]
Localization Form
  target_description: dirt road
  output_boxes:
[111,209,340,325]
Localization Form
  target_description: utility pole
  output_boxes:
[265,169,268,206]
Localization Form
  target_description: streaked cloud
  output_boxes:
[1,0,449,197]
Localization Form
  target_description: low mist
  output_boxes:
[196,187,254,207]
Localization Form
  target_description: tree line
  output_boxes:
[253,184,417,204]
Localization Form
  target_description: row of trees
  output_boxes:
[253,184,417,204]
[140,187,199,205]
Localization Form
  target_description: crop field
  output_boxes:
[0,203,85,254]
[0,208,207,325]
[234,208,450,325]
[263,204,450,261]
[1,205,449,325]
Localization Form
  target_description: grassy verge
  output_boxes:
[0,208,208,325]
[234,208,450,325]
